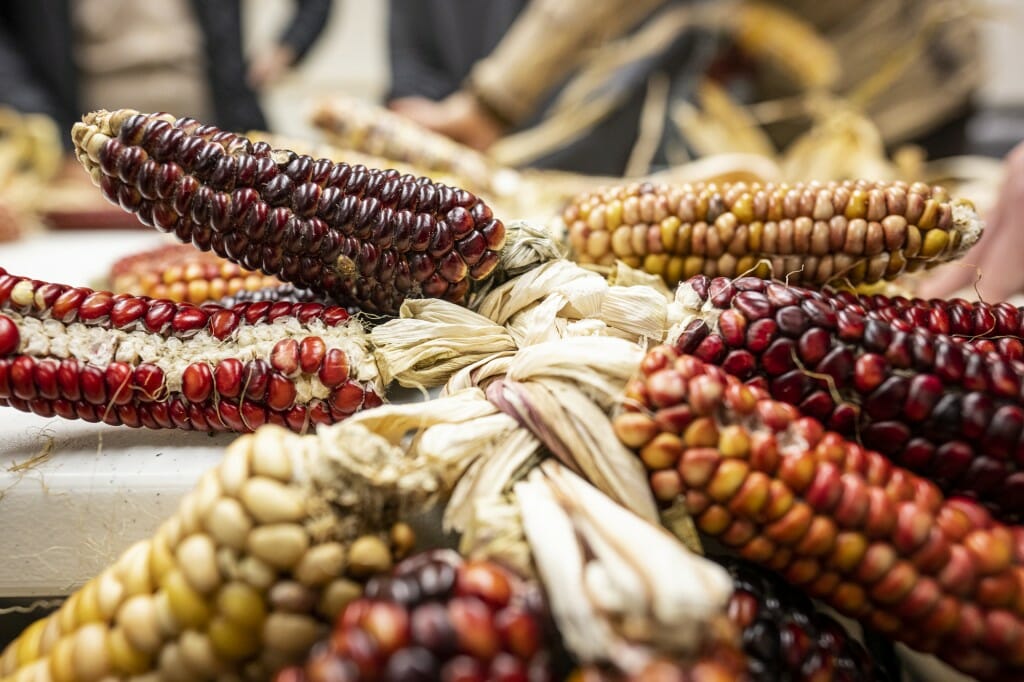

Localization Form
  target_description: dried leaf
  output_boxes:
[488,378,657,523]
[516,463,733,673]
[371,299,515,387]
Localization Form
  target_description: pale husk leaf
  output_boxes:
[515,462,733,673]
[445,427,544,533]
[487,377,657,523]
[474,259,609,326]
[371,299,515,387]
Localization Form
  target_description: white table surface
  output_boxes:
[0,230,236,597]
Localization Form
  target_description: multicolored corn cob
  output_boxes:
[0,267,382,432]
[615,347,1024,680]
[671,275,1024,522]
[275,550,560,682]
[110,243,283,304]
[72,109,506,315]
[721,557,891,681]
[0,425,415,681]
[564,181,981,286]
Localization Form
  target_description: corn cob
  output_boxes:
[563,181,981,286]
[213,283,323,309]
[720,556,891,681]
[72,109,506,315]
[615,347,1024,680]
[111,243,283,304]
[275,549,561,682]
[0,425,414,681]
[825,288,1024,361]
[0,266,382,432]
[670,275,1024,522]
[311,96,509,202]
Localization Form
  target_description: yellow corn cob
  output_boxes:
[0,426,413,682]
[110,244,285,304]
[564,180,982,287]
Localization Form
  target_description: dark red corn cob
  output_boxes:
[615,347,1024,681]
[720,557,892,682]
[674,275,1024,523]
[823,287,1024,361]
[0,266,382,433]
[72,109,506,315]
[274,550,560,682]
[212,283,324,308]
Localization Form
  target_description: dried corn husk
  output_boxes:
[515,462,733,672]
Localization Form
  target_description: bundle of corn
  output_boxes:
[0,384,747,681]
[614,347,1024,680]
[0,266,382,432]
[110,243,284,304]
[667,275,1024,523]
[563,180,981,287]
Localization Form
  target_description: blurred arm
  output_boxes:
[278,0,333,63]
[465,0,673,126]
[386,0,460,102]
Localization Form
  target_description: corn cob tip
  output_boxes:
[951,199,983,255]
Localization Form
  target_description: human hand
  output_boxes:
[916,141,1024,302]
[387,91,506,151]
[247,44,296,90]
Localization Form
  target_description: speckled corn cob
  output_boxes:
[275,550,560,681]
[72,109,506,315]
[111,243,283,304]
[672,275,1024,522]
[564,181,981,286]
[0,426,414,681]
[0,266,382,432]
[615,347,1024,680]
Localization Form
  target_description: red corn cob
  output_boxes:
[274,550,560,682]
[673,275,1024,522]
[110,243,283,304]
[615,346,1024,680]
[824,288,1024,361]
[0,266,382,432]
[72,109,506,315]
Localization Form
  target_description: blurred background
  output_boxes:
[251,0,1024,147]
